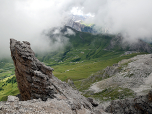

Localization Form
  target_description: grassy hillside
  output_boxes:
[38,27,123,64]
[0,59,18,101]
[0,75,19,101]
[0,58,15,82]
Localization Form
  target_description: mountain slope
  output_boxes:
[66,19,96,33]
[106,34,152,53]
[39,26,152,64]
[0,26,152,101]
[82,54,152,102]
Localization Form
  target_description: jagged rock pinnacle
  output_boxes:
[10,39,54,101]
[10,39,105,113]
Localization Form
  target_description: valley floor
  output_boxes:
[0,52,150,102]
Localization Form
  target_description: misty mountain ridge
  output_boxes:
[0,26,151,68]
[0,26,152,113]
[38,26,152,63]
[65,15,108,34]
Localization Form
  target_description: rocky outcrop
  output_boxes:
[105,90,152,114]
[0,95,110,114]
[106,35,152,53]
[0,96,87,114]
[81,63,121,93]
[9,39,106,113]
[10,39,54,101]
[0,95,109,114]
[66,19,96,33]
[89,54,152,96]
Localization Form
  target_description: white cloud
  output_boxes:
[0,0,152,59]
[71,7,84,16]
[64,28,75,35]
[0,0,72,59]
[81,0,152,42]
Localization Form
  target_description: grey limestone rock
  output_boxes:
[105,90,152,114]
[7,95,19,102]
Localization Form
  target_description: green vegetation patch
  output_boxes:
[80,21,94,27]
[0,76,19,101]
[84,86,135,102]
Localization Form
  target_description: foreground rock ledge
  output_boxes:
[105,90,152,114]
[9,39,106,114]
[0,95,107,114]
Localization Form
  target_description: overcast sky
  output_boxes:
[0,0,152,59]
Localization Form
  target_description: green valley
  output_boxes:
[0,26,151,101]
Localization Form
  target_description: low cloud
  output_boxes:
[81,0,152,42]
[0,0,72,59]
[0,0,152,59]
[64,28,75,36]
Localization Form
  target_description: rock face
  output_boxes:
[0,95,109,114]
[10,39,54,101]
[9,39,106,113]
[89,54,152,96]
[0,96,84,114]
[105,90,152,114]
[66,19,96,33]
[106,35,152,53]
